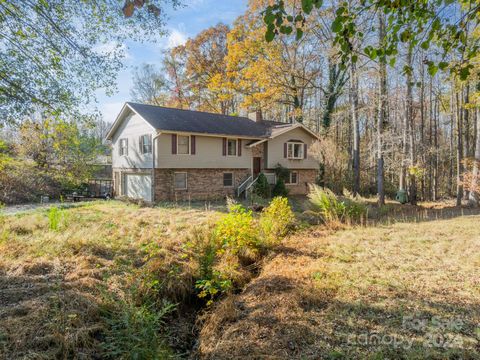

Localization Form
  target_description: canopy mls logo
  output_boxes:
[347,315,475,350]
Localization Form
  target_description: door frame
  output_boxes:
[252,157,261,178]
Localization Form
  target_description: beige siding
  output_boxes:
[156,133,253,169]
[112,113,155,169]
[266,127,319,169]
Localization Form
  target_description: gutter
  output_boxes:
[151,132,162,203]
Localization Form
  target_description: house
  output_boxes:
[105,102,319,202]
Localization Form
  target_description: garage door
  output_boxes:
[125,174,152,202]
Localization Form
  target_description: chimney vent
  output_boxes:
[248,110,263,122]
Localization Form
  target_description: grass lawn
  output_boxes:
[1,199,479,359]
[198,214,480,359]
[0,200,225,359]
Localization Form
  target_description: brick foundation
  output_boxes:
[113,167,317,201]
[154,168,251,201]
[264,168,318,195]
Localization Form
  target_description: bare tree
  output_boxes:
[130,64,168,106]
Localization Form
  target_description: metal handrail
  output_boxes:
[236,175,253,197]
[244,176,258,192]
[244,176,259,200]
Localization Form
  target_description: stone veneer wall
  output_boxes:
[154,168,251,201]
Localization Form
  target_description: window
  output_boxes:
[177,135,190,154]
[119,138,128,156]
[139,134,152,154]
[223,172,234,187]
[285,171,298,185]
[174,172,187,190]
[227,139,237,156]
[287,142,304,159]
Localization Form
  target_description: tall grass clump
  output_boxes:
[48,206,61,231]
[102,295,176,359]
[307,184,366,224]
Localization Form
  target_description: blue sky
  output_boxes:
[96,0,248,124]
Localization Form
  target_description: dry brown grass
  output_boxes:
[197,211,480,359]
[0,200,224,359]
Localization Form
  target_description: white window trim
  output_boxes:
[223,172,234,188]
[140,134,152,154]
[226,138,237,157]
[177,135,191,155]
[285,171,299,185]
[287,142,304,160]
[174,172,188,190]
[119,138,128,156]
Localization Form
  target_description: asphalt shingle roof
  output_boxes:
[126,102,279,138]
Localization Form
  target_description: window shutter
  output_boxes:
[304,144,307,159]
[238,139,242,156]
[191,135,196,155]
[118,140,122,156]
[139,136,143,153]
[126,139,128,156]
[172,134,177,154]
[222,138,227,156]
[284,143,287,158]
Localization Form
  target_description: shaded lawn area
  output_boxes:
[198,214,480,359]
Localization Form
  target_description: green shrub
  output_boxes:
[307,184,366,224]
[253,173,270,198]
[272,178,288,197]
[259,197,295,247]
[273,163,290,182]
[214,204,259,257]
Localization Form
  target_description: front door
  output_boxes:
[253,157,261,177]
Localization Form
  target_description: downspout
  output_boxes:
[151,132,162,203]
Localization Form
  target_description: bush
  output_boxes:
[214,204,259,258]
[272,178,288,197]
[253,173,270,198]
[307,184,366,224]
[259,197,295,247]
[273,163,290,182]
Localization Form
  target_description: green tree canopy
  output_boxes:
[0,0,181,123]
[263,0,479,79]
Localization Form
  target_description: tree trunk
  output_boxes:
[469,107,480,206]
[377,12,386,205]
[351,58,360,196]
[406,45,416,205]
[456,90,464,206]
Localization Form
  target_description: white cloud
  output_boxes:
[167,28,188,49]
